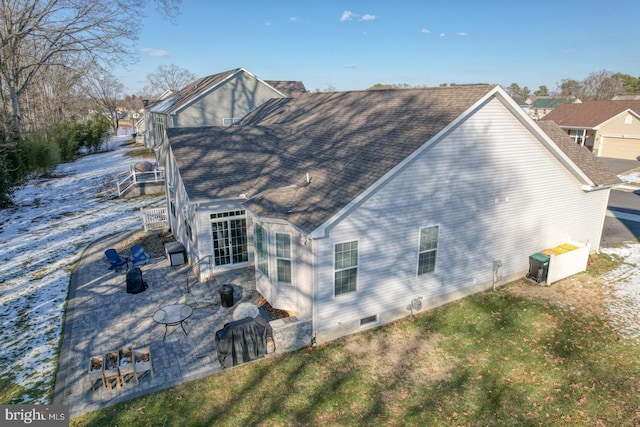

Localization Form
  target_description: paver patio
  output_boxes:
[53,229,264,418]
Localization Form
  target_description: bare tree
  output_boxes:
[143,64,197,96]
[81,66,125,133]
[0,0,181,133]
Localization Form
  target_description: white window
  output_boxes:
[210,210,248,267]
[275,233,292,283]
[569,129,586,145]
[153,114,166,146]
[223,118,240,126]
[335,241,358,295]
[255,223,269,277]
[417,226,439,275]
[625,115,633,125]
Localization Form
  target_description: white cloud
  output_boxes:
[421,28,431,33]
[340,11,353,21]
[141,48,169,57]
[439,33,446,37]
[265,20,272,26]
[289,16,302,23]
[455,32,467,36]
[341,10,376,22]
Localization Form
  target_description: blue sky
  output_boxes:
[116,0,640,95]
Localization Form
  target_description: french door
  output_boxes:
[211,211,248,267]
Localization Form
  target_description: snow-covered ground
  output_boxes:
[0,134,638,404]
[0,130,162,403]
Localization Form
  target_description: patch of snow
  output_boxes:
[1,129,639,404]
[619,171,640,184]
[0,132,162,403]
[601,243,640,341]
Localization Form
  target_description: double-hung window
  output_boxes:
[275,233,292,283]
[255,223,269,277]
[417,226,439,275]
[335,241,358,295]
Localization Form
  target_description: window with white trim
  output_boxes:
[223,118,240,126]
[569,129,586,145]
[255,223,269,277]
[625,115,633,124]
[275,233,292,283]
[335,241,358,295]
[417,226,439,275]
[210,210,248,266]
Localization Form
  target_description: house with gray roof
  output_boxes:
[543,100,640,160]
[144,67,305,162]
[163,84,619,344]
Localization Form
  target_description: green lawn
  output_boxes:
[71,264,640,426]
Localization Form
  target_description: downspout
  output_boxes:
[311,237,318,346]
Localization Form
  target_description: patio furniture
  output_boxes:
[126,267,148,294]
[118,346,137,385]
[105,249,129,272]
[102,351,122,390]
[133,347,154,381]
[88,355,105,391]
[152,304,193,340]
[131,244,150,267]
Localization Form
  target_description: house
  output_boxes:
[139,90,173,148]
[163,85,620,344]
[612,95,640,101]
[525,96,581,120]
[543,100,640,159]
[145,68,306,163]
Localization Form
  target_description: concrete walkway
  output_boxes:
[53,230,262,418]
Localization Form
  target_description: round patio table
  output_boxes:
[152,303,193,340]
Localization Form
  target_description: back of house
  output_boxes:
[164,84,619,344]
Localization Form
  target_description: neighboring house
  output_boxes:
[612,95,640,100]
[543,100,640,159]
[525,96,581,120]
[163,85,619,344]
[146,68,305,164]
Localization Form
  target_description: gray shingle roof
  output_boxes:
[169,85,497,233]
[264,80,307,97]
[536,121,621,187]
[168,85,617,235]
[150,69,238,114]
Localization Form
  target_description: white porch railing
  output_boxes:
[141,207,168,231]
[116,165,165,196]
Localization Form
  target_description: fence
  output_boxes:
[117,166,165,197]
[141,207,168,231]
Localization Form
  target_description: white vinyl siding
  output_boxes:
[314,96,609,337]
